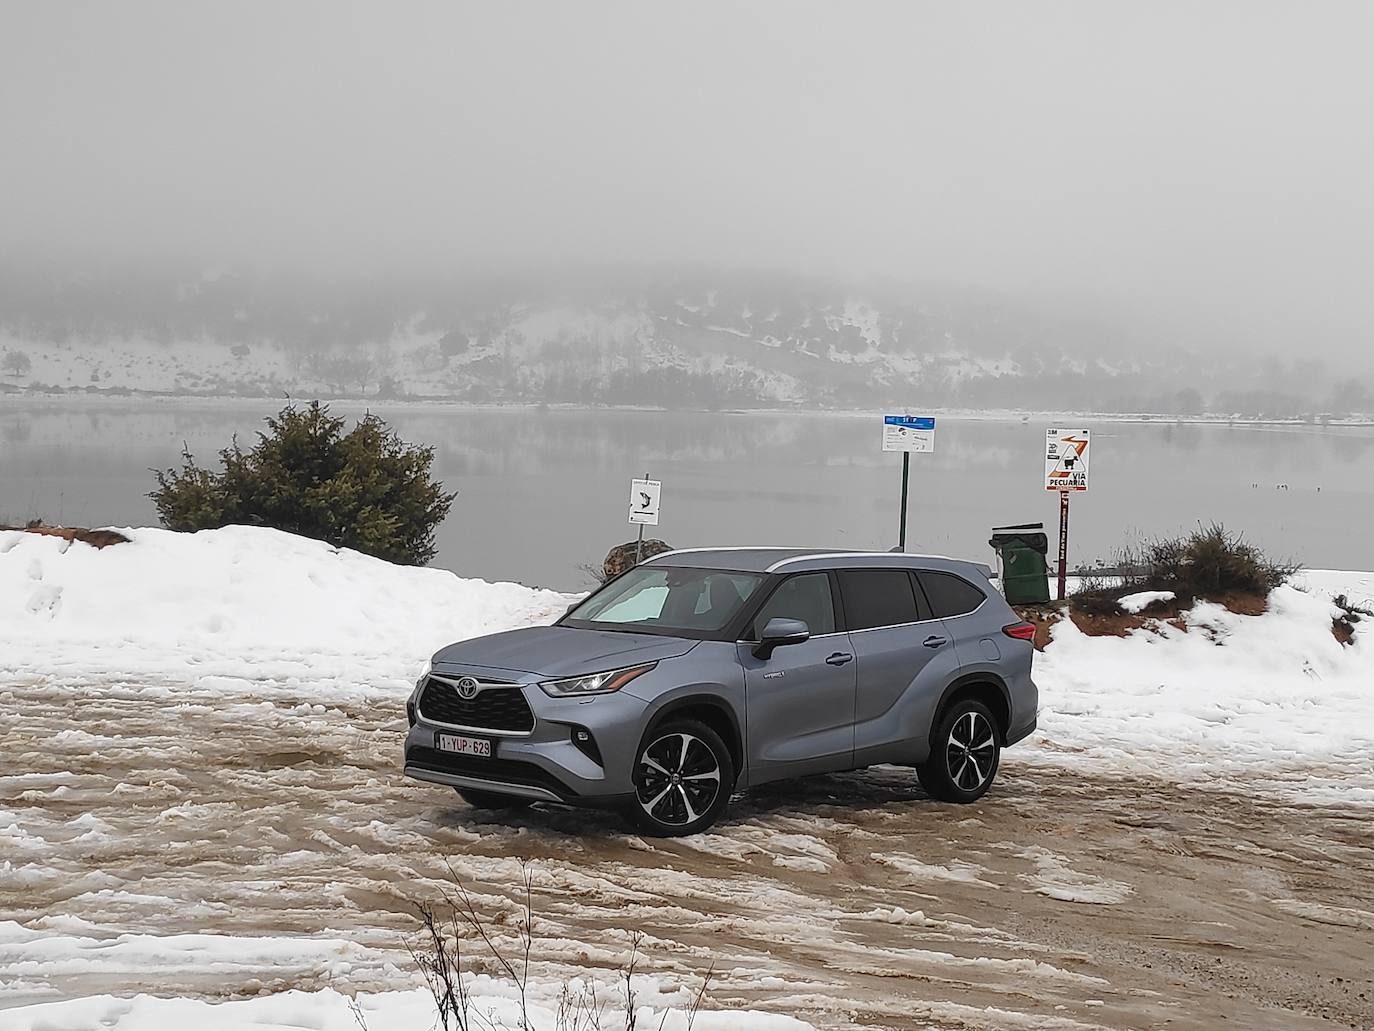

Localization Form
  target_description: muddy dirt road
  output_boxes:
[4,670,1373,1030]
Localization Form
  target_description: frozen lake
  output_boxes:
[2,398,1372,591]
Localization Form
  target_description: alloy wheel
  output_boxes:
[945,710,997,792]
[635,732,722,828]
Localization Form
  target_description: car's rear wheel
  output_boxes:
[626,719,734,837]
[917,698,1001,803]
[455,787,534,810]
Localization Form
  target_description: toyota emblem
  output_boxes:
[456,677,480,700]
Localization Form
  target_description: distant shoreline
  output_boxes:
[3,390,1373,429]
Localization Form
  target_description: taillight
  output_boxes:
[1002,621,1037,641]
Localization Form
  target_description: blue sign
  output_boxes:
[884,415,936,430]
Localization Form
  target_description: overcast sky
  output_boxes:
[2,1,1372,361]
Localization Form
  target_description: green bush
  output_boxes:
[1134,523,1295,598]
[150,401,456,565]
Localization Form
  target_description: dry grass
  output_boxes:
[1332,592,1373,647]
[392,861,714,1031]
[0,522,130,548]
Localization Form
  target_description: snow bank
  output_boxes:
[0,526,576,692]
[1116,589,1175,613]
[1029,571,1374,800]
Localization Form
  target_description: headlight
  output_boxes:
[539,663,656,698]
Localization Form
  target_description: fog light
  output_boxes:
[570,725,602,766]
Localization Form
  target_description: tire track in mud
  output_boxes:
[3,672,1373,1029]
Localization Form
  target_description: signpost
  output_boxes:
[1044,429,1090,600]
[628,474,661,563]
[882,415,936,550]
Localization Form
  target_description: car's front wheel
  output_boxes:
[917,698,1001,803]
[626,719,734,837]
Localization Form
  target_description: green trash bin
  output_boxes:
[989,524,1051,605]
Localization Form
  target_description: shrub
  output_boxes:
[1,350,32,377]
[1136,523,1296,598]
[150,401,455,565]
[1067,574,1131,617]
[1069,524,1296,615]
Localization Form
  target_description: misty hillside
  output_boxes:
[0,266,1366,416]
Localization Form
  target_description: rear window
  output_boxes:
[918,571,986,618]
[838,569,921,630]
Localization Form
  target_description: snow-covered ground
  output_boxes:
[2,526,1372,1029]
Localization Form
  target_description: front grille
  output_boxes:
[418,677,535,733]
[406,746,570,797]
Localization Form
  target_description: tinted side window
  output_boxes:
[751,573,836,639]
[838,570,920,630]
[918,571,987,618]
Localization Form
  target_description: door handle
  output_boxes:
[825,652,854,666]
[923,635,948,649]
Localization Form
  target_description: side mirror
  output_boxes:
[752,617,810,660]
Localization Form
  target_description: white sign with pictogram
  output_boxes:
[1045,429,1090,492]
[628,478,662,526]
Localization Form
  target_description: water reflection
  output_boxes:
[2,398,1372,589]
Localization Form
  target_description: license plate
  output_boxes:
[436,733,492,758]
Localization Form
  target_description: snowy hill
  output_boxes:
[5,265,1342,413]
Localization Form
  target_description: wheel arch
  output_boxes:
[930,673,1012,747]
[645,694,743,783]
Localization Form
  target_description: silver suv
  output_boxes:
[403,548,1038,836]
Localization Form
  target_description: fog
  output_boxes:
[3,1,1372,363]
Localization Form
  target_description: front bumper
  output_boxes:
[402,669,649,807]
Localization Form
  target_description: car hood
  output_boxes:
[431,626,699,679]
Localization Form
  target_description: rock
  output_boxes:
[602,539,672,581]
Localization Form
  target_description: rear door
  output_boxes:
[838,568,962,766]
[916,569,995,662]
[739,571,857,783]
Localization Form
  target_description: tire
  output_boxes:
[455,787,534,811]
[917,698,1001,803]
[625,719,735,837]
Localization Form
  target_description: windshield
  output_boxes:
[564,565,765,637]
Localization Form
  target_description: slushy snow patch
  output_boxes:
[3,986,813,1031]
[0,924,813,1030]
[1117,590,1175,613]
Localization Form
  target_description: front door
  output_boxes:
[739,572,856,784]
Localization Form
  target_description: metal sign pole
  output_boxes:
[898,451,910,551]
[1057,490,1070,601]
[635,470,648,564]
